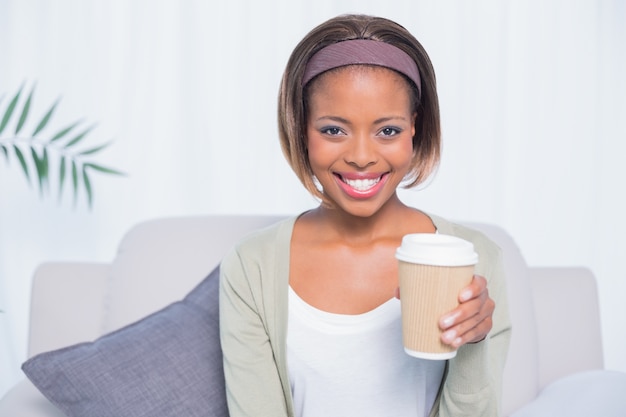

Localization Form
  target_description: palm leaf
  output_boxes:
[82,166,93,208]
[58,156,67,201]
[30,147,44,195]
[78,142,111,156]
[71,159,79,205]
[42,147,50,191]
[64,124,96,148]
[33,98,59,137]
[0,85,23,135]
[13,145,30,185]
[3,83,126,208]
[16,85,35,135]
[50,120,81,142]
[83,163,125,176]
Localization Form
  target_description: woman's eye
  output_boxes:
[321,127,343,136]
[380,127,401,137]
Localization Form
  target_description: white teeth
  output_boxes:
[344,177,380,191]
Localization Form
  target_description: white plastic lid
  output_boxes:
[395,233,478,266]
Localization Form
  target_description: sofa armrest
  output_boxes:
[509,370,626,417]
[0,379,63,417]
[28,262,110,357]
[528,267,604,389]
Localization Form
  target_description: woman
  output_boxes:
[219,14,511,417]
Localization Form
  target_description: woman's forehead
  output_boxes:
[309,64,410,89]
[306,65,415,112]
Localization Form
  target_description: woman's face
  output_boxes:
[306,66,416,218]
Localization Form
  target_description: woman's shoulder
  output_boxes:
[221,216,297,265]
[236,216,295,247]
[427,213,502,260]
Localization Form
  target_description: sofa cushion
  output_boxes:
[21,266,227,417]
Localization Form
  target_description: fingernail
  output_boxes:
[460,289,472,302]
[441,315,455,328]
[442,330,456,343]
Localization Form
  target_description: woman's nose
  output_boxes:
[344,134,377,168]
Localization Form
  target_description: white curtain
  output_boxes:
[1,0,624,395]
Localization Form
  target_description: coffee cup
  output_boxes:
[396,233,478,360]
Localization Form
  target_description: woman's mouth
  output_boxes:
[342,176,381,191]
[334,172,389,198]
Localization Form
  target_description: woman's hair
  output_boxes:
[278,14,441,201]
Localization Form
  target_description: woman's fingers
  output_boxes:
[439,275,495,347]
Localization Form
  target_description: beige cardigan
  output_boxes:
[219,214,511,417]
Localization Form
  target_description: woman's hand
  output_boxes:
[438,275,495,348]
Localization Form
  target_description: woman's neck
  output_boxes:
[304,195,433,245]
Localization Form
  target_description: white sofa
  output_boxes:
[0,215,623,416]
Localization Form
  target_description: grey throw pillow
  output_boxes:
[22,266,228,417]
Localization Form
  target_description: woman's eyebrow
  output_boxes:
[312,115,350,124]
[373,116,410,124]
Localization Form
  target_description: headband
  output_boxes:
[301,39,421,95]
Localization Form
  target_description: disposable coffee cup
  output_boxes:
[396,233,478,360]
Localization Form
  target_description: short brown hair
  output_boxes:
[278,14,441,201]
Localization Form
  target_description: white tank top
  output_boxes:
[287,287,446,417]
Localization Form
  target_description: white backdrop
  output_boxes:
[1,0,625,396]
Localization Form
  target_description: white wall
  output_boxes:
[1,0,625,396]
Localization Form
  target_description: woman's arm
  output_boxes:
[219,249,290,417]
[433,235,512,417]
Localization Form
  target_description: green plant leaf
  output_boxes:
[71,159,79,206]
[4,83,126,208]
[78,141,111,156]
[50,120,81,142]
[16,85,35,135]
[84,162,125,176]
[64,124,96,148]
[58,156,66,201]
[82,166,93,208]
[13,145,30,185]
[0,85,23,135]
[42,146,50,191]
[33,98,59,137]
[31,147,44,196]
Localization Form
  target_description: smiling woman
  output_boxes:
[219,14,508,417]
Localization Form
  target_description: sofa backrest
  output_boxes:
[103,215,285,333]
[465,223,540,415]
